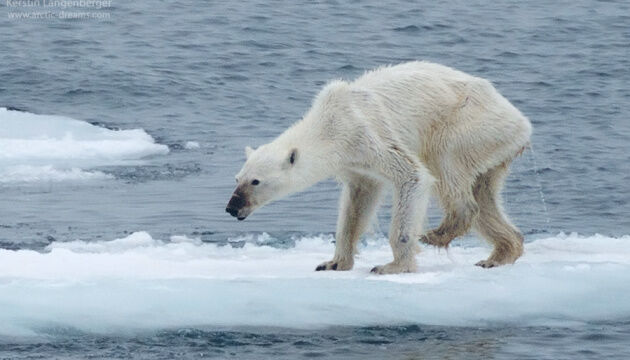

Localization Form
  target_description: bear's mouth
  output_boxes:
[237,216,246,221]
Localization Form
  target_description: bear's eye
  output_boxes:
[251,179,260,186]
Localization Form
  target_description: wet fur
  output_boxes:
[233,61,532,274]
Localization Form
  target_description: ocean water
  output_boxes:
[1,0,629,359]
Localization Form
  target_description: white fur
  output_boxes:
[232,61,532,273]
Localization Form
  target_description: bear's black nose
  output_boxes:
[226,207,239,217]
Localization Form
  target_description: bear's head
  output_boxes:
[225,80,349,220]
[226,144,300,220]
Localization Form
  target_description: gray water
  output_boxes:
[1,0,630,358]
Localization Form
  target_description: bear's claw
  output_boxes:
[475,259,499,268]
[315,260,350,271]
[370,261,416,274]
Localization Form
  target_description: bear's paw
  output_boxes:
[370,261,416,275]
[315,259,353,271]
[419,230,452,248]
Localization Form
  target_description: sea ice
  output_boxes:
[0,232,628,335]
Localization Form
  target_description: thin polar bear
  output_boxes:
[226,61,532,274]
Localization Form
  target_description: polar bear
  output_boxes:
[226,61,531,274]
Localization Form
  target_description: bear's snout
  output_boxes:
[225,206,239,217]
[226,191,248,220]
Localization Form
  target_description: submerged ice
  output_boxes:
[0,232,629,336]
[0,107,168,183]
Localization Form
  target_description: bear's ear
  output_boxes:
[245,146,254,159]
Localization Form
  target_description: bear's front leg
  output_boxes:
[316,175,383,271]
[370,228,420,275]
[371,166,433,275]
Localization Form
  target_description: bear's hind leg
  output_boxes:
[472,162,524,268]
[420,184,479,248]
[316,175,383,271]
